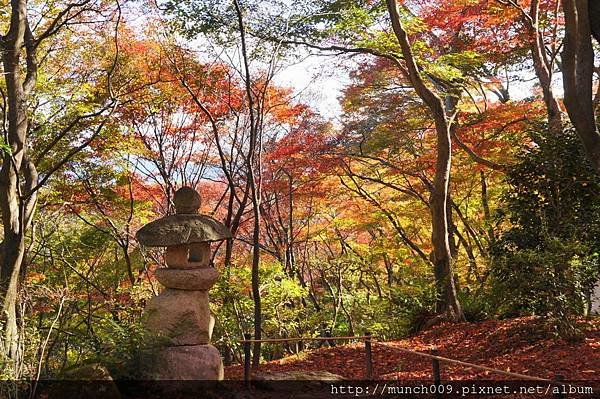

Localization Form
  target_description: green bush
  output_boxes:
[490,126,600,337]
[458,291,491,323]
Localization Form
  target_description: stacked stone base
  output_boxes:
[147,345,224,380]
[142,268,223,380]
[144,289,213,346]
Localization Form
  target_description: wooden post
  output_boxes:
[326,328,335,347]
[432,348,441,399]
[554,374,565,399]
[364,332,373,380]
[244,334,252,385]
[431,348,441,384]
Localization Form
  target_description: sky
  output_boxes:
[273,54,349,121]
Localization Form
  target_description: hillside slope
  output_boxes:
[225,317,600,381]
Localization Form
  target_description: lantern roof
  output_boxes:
[136,187,231,247]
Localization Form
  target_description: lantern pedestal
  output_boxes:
[144,288,214,346]
[142,259,222,379]
[146,345,224,380]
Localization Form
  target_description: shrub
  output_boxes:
[490,126,600,337]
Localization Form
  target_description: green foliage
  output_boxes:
[162,0,236,41]
[211,259,313,362]
[392,287,437,335]
[81,317,148,377]
[424,50,486,82]
[13,206,155,379]
[0,137,11,155]
[490,126,600,337]
[457,291,492,323]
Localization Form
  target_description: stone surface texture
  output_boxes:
[592,280,600,315]
[173,186,202,214]
[136,214,231,247]
[165,243,211,269]
[144,289,212,345]
[148,345,224,380]
[253,371,345,381]
[155,267,219,290]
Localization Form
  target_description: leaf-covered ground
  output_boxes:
[225,317,600,381]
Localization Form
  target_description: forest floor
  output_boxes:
[225,317,600,381]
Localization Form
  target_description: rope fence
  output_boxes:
[240,333,374,382]
[378,342,557,383]
[238,334,587,397]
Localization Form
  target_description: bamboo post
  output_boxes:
[243,333,252,385]
[365,331,373,380]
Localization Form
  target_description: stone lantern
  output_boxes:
[136,187,231,380]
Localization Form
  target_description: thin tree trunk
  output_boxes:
[497,0,563,132]
[250,180,262,368]
[528,0,563,133]
[385,0,464,322]
[232,0,263,367]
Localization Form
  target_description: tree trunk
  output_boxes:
[528,0,563,133]
[562,0,600,171]
[233,0,263,367]
[0,0,39,371]
[589,0,600,43]
[430,117,464,320]
[249,173,262,368]
[386,0,464,322]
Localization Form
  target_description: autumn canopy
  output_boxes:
[0,0,598,392]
